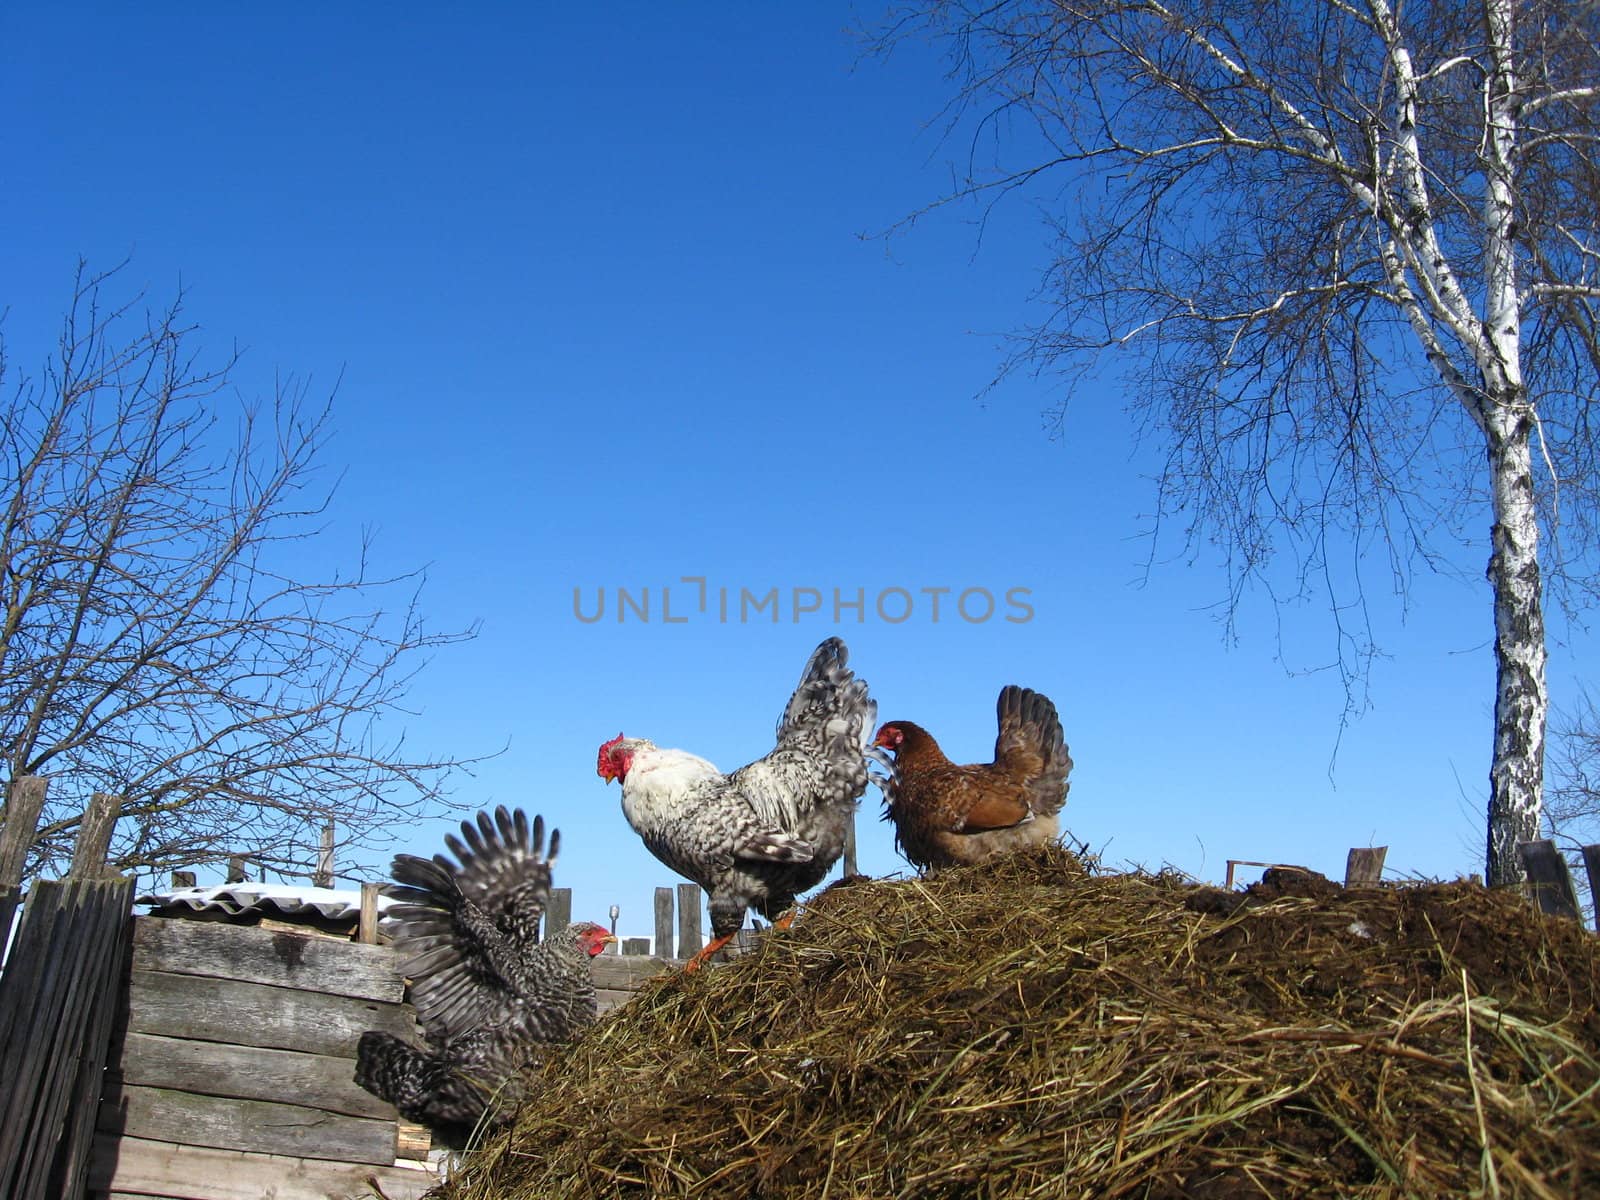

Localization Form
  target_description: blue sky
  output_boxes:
[2,5,1562,942]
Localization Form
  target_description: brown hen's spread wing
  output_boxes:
[991,685,1071,818]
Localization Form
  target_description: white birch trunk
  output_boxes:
[1480,0,1546,888]
[1484,410,1547,887]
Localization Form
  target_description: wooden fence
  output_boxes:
[0,877,134,1200]
[89,915,436,1200]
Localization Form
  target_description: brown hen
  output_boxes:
[875,686,1072,871]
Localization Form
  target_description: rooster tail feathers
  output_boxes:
[994,685,1073,817]
[775,638,873,745]
[772,637,880,806]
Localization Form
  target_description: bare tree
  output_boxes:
[873,1,1600,885]
[0,262,482,886]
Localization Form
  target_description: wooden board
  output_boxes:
[126,970,412,1059]
[1343,846,1388,888]
[132,918,404,1003]
[590,954,673,989]
[91,1134,438,1200]
[117,1032,396,1121]
[100,1085,397,1167]
[1517,839,1581,920]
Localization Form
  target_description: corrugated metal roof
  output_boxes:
[135,882,398,922]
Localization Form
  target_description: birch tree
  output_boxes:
[1,263,480,884]
[876,1,1600,885]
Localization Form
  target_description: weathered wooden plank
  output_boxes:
[546,886,572,935]
[1582,844,1600,932]
[100,1085,397,1167]
[589,954,673,989]
[1343,846,1388,888]
[91,1134,438,1200]
[1518,839,1581,920]
[0,776,49,890]
[677,883,703,959]
[132,917,404,1003]
[359,881,382,945]
[655,886,674,959]
[621,936,651,956]
[117,1032,397,1120]
[126,970,412,1059]
[314,824,335,888]
[69,791,123,878]
[0,884,19,957]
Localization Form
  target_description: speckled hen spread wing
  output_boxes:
[734,637,880,837]
[383,807,555,1043]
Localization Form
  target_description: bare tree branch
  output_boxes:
[0,261,490,885]
[871,0,1600,884]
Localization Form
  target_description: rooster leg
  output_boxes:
[769,909,797,932]
[683,932,735,974]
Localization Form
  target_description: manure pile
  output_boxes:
[441,849,1600,1199]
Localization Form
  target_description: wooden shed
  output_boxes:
[89,915,438,1200]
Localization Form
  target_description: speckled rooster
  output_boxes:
[596,637,883,970]
[354,807,614,1148]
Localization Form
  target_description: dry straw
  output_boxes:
[438,847,1599,1199]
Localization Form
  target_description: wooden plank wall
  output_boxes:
[590,952,674,1013]
[90,917,438,1200]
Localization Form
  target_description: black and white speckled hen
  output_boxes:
[354,807,614,1148]
[596,637,883,970]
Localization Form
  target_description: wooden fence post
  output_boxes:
[0,776,50,892]
[226,856,248,884]
[313,824,335,887]
[676,883,703,961]
[621,937,651,956]
[1343,847,1388,888]
[359,881,383,945]
[843,810,858,878]
[1516,840,1581,921]
[170,871,196,889]
[1582,845,1600,931]
[654,887,674,959]
[69,792,121,879]
[546,887,572,937]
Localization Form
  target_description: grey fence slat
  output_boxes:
[1517,839,1581,920]
[546,887,572,936]
[0,885,19,965]
[1582,845,1600,932]
[69,792,121,878]
[654,887,674,959]
[1343,847,1388,888]
[677,883,703,960]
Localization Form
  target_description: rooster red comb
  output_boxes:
[597,733,625,777]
